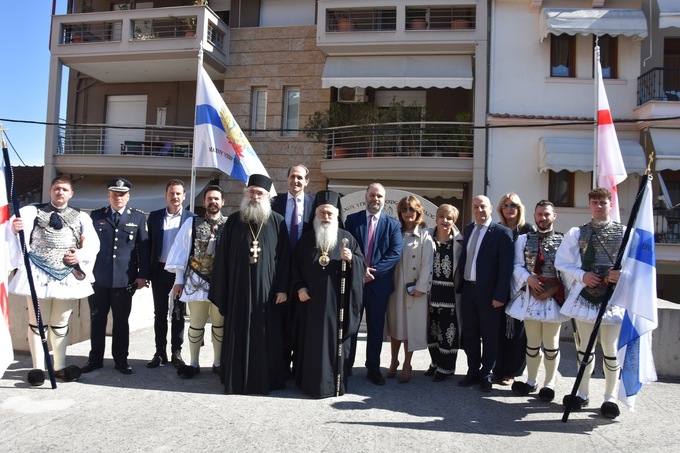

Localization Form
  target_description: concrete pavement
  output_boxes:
[2,293,679,452]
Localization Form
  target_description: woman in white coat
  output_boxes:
[386,196,434,383]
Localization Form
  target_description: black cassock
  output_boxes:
[209,211,290,395]
[292,229,365,398]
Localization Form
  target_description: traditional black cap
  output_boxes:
[107,178,132,192]
[247,174,273,192]
[314,190,340,210]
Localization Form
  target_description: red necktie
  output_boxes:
[366,215,375,267]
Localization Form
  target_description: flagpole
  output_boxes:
[593,41,600,190]
[190,43,205,213]
[1,130,57,389]
[562,170,651,422]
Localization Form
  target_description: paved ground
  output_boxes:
[2,291,679,452]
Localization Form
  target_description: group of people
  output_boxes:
[6,168,627,417]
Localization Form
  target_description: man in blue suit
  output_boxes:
[345,183,403,385]
[271,164,314,377]
[145,179,194,369]
[457,195,514,392]
[81,178,150,375]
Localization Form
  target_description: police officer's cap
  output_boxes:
[107,178,132,193]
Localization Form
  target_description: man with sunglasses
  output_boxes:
[81,178,149,376]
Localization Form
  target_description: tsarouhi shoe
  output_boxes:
[177,364,200,379]
[511,381,537,396]
[600,401,620,419]
[538,387,555,402]
[55,365,82,382]
[562,394,589,411]
[27,369,45,386]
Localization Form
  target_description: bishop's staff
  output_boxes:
[1,129,57,389]
[335,237,349,397]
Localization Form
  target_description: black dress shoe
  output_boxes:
[80,361,104,374]
[146,352,168,368]
[171,351,185,369]
[115,363,133,375]
[423,366,437,377]
[480,378,493,392]
[432,371,448,382]
[366,369,386,386]
[458,374,480,387]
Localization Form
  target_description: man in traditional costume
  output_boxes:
[209,174,290,394]
[146,179,194,369]
[81,178,149,375]
[507,200,567,402]
[165,185,226,378]
[292,191,365,398]
[555,187,623,419]
[9,176,100,385]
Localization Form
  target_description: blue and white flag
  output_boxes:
[193,67,274,194]
[611,177,658,410]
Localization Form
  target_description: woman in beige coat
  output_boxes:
[386,196,434,383]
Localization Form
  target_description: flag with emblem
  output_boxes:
[1,137,15,376]
[193,67,274,193]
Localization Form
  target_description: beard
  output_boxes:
[314,217,339,252]
[240,195,272,224]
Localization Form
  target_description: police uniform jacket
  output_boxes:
[91,206,150,288]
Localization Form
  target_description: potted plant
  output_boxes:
[406,8,428,30]
[451,111,473,156]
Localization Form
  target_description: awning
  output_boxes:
[539,8,648,43]
[658,0,680,29]
[649,129,680,171]
[321,55,473,89]
[538,137,646,174]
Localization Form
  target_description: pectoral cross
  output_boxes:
[249,240,261,264]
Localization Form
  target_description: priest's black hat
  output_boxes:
[314,190,341,210]
[247,174,273,192]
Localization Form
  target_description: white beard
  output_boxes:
[240,196,271,224]
[314,217,339,252]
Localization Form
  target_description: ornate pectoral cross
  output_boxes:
[249,240,261,264]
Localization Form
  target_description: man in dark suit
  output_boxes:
[345,182,403,385]
[146,179,194,369]
[81,178,150,375]
[457,195,514,392]
[271,164,314,377]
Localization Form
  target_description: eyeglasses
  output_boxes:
[502,203,518,209]
[400,207,416,213]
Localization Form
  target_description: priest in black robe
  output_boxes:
[209,174,290,395]
[292,191,365,398]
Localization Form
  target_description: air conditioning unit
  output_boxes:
[337,87,367,103]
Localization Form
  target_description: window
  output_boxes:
[550,34,575,77]
[251,88,267,135]
[549,170,575,207]
[595,35,618,79]
[282,88,300,136]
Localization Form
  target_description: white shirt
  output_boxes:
[160,208,183,263]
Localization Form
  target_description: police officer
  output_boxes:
[81,178,150,375]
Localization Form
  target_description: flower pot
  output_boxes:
[332,146,349,158]
[336,19,355,32]
[185,30,196,37]
[451,19,472,29]
[408,19,427,30]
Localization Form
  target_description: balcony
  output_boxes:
[51,5,229,82]
[317,1,479,54]
[52,123,212,178]
[319,121,474,183]
[635,67,680,119]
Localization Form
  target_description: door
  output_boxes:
[105,95,147,155]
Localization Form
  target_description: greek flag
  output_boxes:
[193,67,273,192]
[611,177,658,410]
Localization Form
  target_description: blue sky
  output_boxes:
[0,1,67,167]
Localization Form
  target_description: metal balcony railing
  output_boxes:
[325,4,475,32]
[57,124,194,157]
[654,197,680,244]
[323,122,473,159]
[637,67,680,105]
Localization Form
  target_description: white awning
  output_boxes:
[539,8,648,43]
[658,0,680,29]
[538,137,646,174]
[649,129,680,171]
[321,55,473,89]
